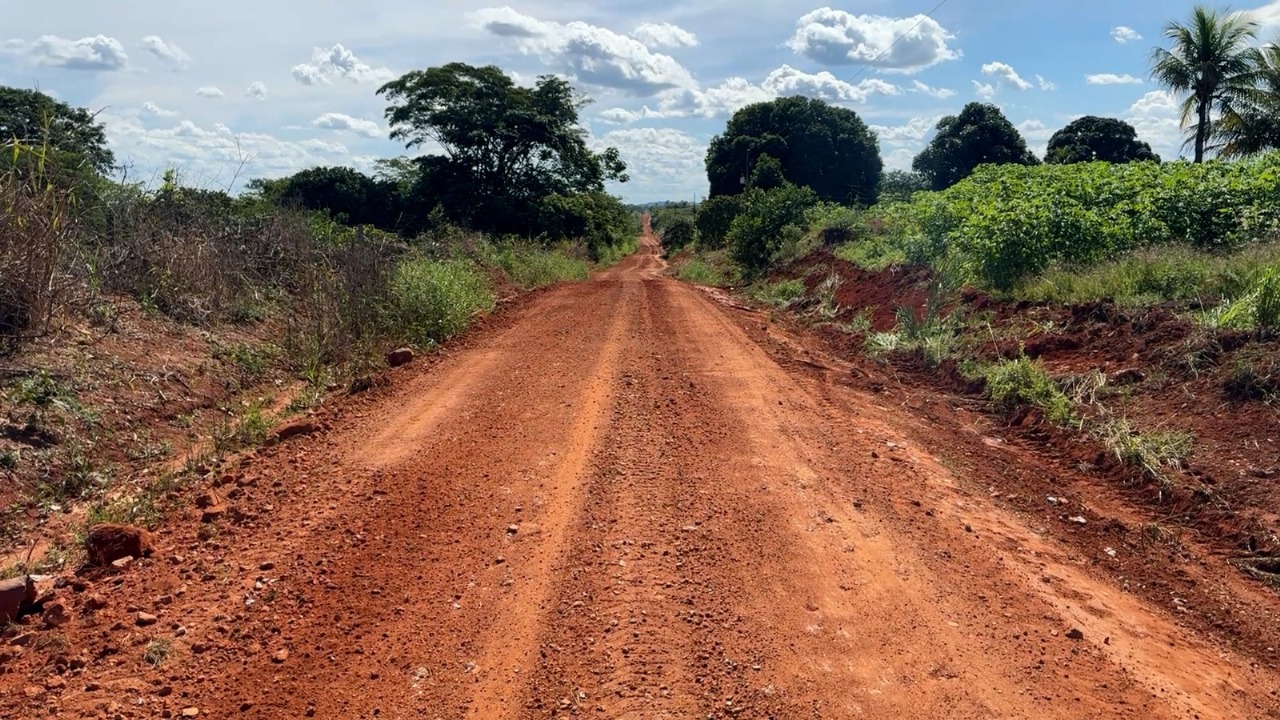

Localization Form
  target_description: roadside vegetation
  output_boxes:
[663,3,1280,575]
[0,64,639,566]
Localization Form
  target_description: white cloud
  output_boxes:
[1086,73,1144,85]
[885,147,915,170]
[972,80,996,100]
[1111,26,1143,44]
[469,7,696,95]
[196,86,224,98]
[910,80,955,98]
[1017,118,1053,158]
[981,61,1033,90]
[10,34,128,70]
[600,64,900,122]
[872,116,943,146]
[299,138,349,154]
[1036,74,1057,91]
[103,115,354,189]
[311,112,382,138]
[1126,90,1184,158]
[140,35,190,70]
[786,7,961,73]
[245,81,268,100]
[141,101,179,119]
[292,43,394,86]
[593,127,707,200]
[631,22,698,49]
[1249,2,1280,35]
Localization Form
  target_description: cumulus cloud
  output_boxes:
[292,43,394,85]
[196,86,224,98]
[299,138,349,154]
[311,112,382,138]
[140,35,190,69]
[245,81,268,100]
[9,34,128,70]
[599,64,900,122]
[1250,2,1280,35]
[910,80,955,98]
[981,61,1032,90]
[141,101,179,118]
[972,80,996,100]
[631,22,698,49]
[1111,26,1143,43]
[102,114,357,188]
[1017,119,1054,158]
[885,147,915,170]
[1036,75,1057,91]
[871,116,943,146]
[470,7,696,95]
[1086,73,1144,85]
[592,127,708,199]
[1126,90,1183,157]
[785,7,960,73]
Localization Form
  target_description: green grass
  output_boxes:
[675,250,739,287]
[214,399,272,453]
[981,356,1075,425]
[386,257,496,347]
[1015,243,1280,307]
[488,243,590,289]
[834,238,907,271]
[594,236,638,267]
[1092,417,1193,483]
[751,278,806,309]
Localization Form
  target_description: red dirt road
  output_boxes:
[12,231,1280,719]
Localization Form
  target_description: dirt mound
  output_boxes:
[83,524,154,567]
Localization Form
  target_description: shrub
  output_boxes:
[488,243,589,289]
[726,184,819,277]
[660,217,697,253]
[983,357,1075,424]
[694,195,743,249]
[385,257,495,346]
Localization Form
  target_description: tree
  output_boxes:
[705,97,882,205]
[1213,42,1280,157]
[912,103,1039,191]
[377,63,627,235]
[1149,5,1259,163]
[726,184,819,276]
[0,86,115,174]
[1045,116,1160,164]
[877,170,929,202]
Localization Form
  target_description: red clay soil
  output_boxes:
[2,232,1280,719]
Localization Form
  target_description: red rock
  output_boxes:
[135,612,159,627]
[201,505,228,523]
[386,347,415,367]
[42,601,71,628]
[270,419,319,443]
[195,490,221,509]
[84,524,155,567]
[0,576,35,624]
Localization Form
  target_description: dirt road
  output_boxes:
[20,231,1280,719]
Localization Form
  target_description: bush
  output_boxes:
[726,184,819,277]
[694,195,743,249]
[385,257,495,347]
[887,154,1280,291]
[983,357,1074,424]
[660,217,697,253]
[488,243,589,289]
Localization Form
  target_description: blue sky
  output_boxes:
[3,1,1279,202]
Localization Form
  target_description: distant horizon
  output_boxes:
[3,1,1279,203]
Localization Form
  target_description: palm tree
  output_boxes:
[1213,42,1280,157]
[1149,5,1259,162]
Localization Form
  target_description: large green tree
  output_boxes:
[250,166,403,231]
[912,103,1038,190]
[705,97,882,205]
[1045,116,1160,164]
[0,86,115,174]
[1213,42,1280,157]
[377,63,627,234]
[1149,4,1259,162]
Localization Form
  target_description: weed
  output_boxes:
[144,638,172,668]
[0,448,17,471]
[385,257,495,347]
[752,279,806,309]
[9,371,70,410]
[808,274,844,321]
[982,357,1075,425]
[214,400,272,453]
[1093,417,1193,483]
[1224,357,1279,402]
[487,243,590,289]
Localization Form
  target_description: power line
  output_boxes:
[843,0,953,85]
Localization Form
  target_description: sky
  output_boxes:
[3,1,1280,203]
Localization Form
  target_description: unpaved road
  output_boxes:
[17,231,1280,719]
